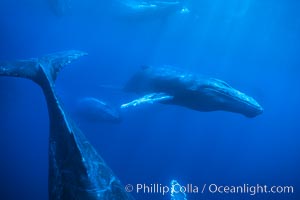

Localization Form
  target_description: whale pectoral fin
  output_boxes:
[120,92,174,109]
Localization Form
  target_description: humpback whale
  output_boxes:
[124,66,263,118]
[0,51,134,200]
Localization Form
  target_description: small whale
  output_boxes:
[48,0,71,16]
[0,51,134,199]
[124,66,263,118]
[76,97,122,123]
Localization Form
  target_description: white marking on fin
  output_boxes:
[120,93,173,109]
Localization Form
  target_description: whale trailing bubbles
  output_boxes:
[124,65,263,118]
[0,51,134,200]
[170,180,187,200]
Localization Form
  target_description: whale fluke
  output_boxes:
[0,50,87,84]
[0,51,134,200]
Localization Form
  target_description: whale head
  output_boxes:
[200,78,263,118]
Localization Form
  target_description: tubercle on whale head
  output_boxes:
[202,79,264,118]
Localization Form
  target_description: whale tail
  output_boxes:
[0,51,135,199]
[0,50,87,85]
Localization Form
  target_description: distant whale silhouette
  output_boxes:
[76,97,122,123]
[48,0,71,16]
[0,51,134,199]
[113,0,189,19]
[124,66,263,118]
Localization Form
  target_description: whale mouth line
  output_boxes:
[205,87,263,111]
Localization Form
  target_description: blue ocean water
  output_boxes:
[0,0,299,199]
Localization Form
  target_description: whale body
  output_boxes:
[0,51,134,200]
[124,66,263,118]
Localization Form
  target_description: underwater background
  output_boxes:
[0,0,299,199]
